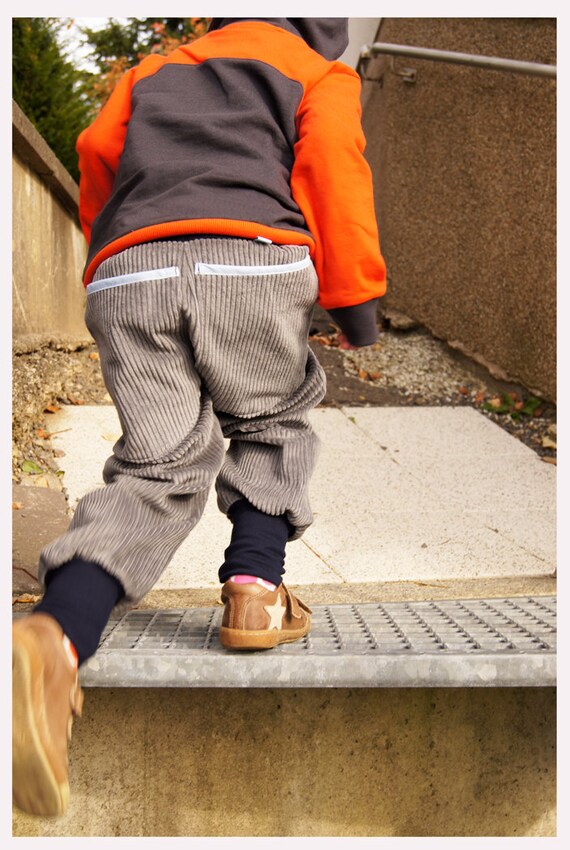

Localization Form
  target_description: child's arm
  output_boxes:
[291,63,387,347]
[75,66,140,245]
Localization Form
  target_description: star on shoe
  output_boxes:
[264,598,286,630]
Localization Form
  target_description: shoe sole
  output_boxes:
[219,619,311,650]
[12,637,69,817]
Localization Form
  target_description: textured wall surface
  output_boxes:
[13,687,556,837]
[12,103,88,343]
[361,19,556,401]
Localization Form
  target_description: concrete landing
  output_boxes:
[40,404,556,588]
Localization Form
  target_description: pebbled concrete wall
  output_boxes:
[12,101,89,346]
[13,686,555,837]
[361,19,556,401]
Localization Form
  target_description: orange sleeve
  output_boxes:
[290,64,387,310]
[75,66,138,244]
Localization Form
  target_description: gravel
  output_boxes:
[309,308,556,463]
[346,332,483,399]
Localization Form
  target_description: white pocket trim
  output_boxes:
[86,266,181,294]
[194,256,312,277]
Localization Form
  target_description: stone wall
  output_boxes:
[361,18,556,401]
[12,100,89,347]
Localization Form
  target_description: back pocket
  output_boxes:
[194,256,312,277]
[86,266,181,294]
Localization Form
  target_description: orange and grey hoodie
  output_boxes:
[76,17,387,345]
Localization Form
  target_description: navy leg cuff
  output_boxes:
[218,499,293,587]
[33,558,124,666]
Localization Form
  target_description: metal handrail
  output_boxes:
[359,42,556,79]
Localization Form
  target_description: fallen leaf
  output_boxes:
[13,593,41,605]
[309,332,339,347]
[474,391,485,404]
[541,436,557,450]
[36,428,51,439]
[370,342,382,351]
[358,369,369,380]
[458,386,469,395]
[542,456,556,465]
[66,394,85,405]
[44,403,60,414]
[12,501,23,510]
[21,460,43,474]
[488,397,502,409]
[89,351,100,360]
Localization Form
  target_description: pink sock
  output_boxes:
[62,633,78,670]
[230,574,277,591]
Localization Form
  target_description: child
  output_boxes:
[12,17,386,816]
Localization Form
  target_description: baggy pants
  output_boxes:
[39,238,327,604]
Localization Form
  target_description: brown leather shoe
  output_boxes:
[12,613,84,817]
[219,580,312,650]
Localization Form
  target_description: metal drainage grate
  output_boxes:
[75,596,556,688]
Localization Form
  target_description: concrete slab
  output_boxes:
[12,484,69,594]
[41,404,556,589]
[335,406,556,574]
[44,406,342,589]
[346,406,537,459]
[468,509,556,565]
[302,510,551,583]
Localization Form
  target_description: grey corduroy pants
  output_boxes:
[39,238,326,603]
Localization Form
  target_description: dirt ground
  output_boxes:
[12,306,556,484]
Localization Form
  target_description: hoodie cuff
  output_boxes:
[327,299,379,347]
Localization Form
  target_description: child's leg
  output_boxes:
[38,241,225,614]
[187,238,325,647]
[215,344,326,546]
[215,350,324,588]
[188,238,326,551]
[214,349,324,644]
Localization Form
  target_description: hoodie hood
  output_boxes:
[207,18,349,62]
